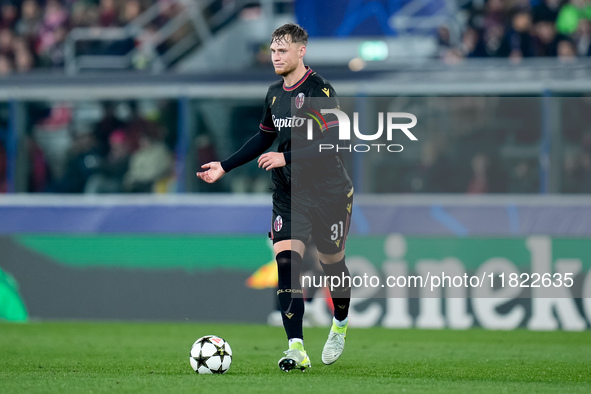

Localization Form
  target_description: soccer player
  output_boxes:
[197,23,353,372]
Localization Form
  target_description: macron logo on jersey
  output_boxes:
[272,115,306,131]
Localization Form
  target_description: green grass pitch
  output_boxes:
[1,322,590,393]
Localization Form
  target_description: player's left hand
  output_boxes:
[258,152,286,171]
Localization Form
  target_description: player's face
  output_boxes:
[270,37,305,77]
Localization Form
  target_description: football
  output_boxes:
[189,335,233,374]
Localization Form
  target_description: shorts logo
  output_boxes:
[274,215,283,232]
[295,92,305,109]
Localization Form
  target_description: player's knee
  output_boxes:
[276,250,303,269]
[318,250,345,264]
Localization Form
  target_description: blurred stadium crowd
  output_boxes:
[440,0,591,62]
[9,99,179,194]
[2,94,589,195]
[0,0,189,74]
[0,0,589,74]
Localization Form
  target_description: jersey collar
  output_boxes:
[283,66,313,91]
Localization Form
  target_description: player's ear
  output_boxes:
[300,45,306,58]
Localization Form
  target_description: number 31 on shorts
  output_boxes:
[331,221,344,241]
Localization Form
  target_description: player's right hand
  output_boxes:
[196,162,226,183]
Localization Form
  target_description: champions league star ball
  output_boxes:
[190,335,233,374]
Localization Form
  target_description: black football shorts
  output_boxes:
[270,187,353,255]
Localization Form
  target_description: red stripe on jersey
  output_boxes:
[283,67,313,91]
[260,123,275,132]
[321,120,340,132]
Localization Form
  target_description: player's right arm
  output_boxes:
[196,161,226,183]
[197,90,277,183]
[197,129,276,183]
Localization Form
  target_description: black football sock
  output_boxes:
[276,250,304,340]
[320,257,351,322]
